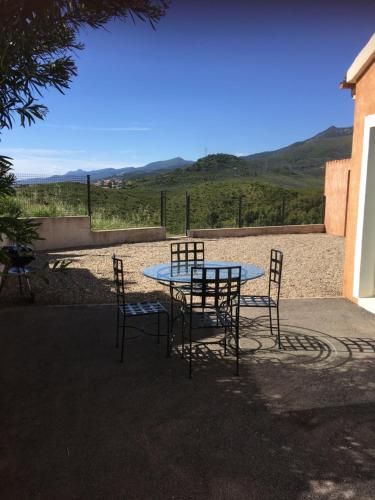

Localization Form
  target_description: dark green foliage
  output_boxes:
[0,156,15,197]
[0,158,41,263]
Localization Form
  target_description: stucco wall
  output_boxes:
[188,224,325,239]
[356,127,375,297]
[343,61,375,300]
[29,216,166,250]
[324,159,351,236]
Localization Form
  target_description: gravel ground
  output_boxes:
[1,234,344,305]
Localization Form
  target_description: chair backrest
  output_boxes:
[171,241,204,262]
[112,255,125,305]
[190,266,241,308]
[268,249,283,304]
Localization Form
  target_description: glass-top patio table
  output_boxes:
[143,260,265,284]
[144,260,265,352]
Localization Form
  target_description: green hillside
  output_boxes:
[124,126,352,191]
[15,126,351,234]
[15,177,324,234]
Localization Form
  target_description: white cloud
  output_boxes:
[3,147,141,175]
[44,124,151,132]
[4,148,87,158]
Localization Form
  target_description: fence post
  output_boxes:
[238,195,244,228]
[160,191,164,227]
[281,196,286,225]
[86,175,92,218]
[160,191,167,227]
[322,194,326,224]
[184,192,191,236]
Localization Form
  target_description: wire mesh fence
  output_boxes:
[12,172,325,235]
[15,173,88,217]
[89,178,160,230]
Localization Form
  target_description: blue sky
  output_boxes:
[3,0,375,175]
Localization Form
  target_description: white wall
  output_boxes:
[354,117,375,298]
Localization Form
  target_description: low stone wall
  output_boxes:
[188,224,325,239]
[90,227,166,246]
[28,216,166,250]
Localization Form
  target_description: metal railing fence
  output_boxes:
[11,172,325,235]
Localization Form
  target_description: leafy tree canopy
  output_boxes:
[0,0,169,131]
[0,0,168,256]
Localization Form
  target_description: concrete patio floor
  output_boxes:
[1,298,375,499]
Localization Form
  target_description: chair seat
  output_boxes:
[238,295,277,307]
[120,301,167,317]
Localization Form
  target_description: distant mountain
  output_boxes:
[64,167,136,181]
[16,157,193,184]
[243,125,353,165]
[141,157,193,173]
[127,126,353,190]
[16,126,352,189]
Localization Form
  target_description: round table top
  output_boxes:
[143,260,265,284]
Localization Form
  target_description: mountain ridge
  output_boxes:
[123,125,353,190]
[17,157,193,184]
[17,125,353,188]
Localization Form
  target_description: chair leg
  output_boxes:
[235,306,240,376]
[166,313,171,357]
[24,274,34,303]
[0,269,8,296]
[224,326,227,356]
[18,272,23,296]
[120,317,126,363]
[276,305,281,349]
[189,319,192,379]
[157,311,160,344]
[170,284,174,327]
[268,304,273,336]
[115,308,120,348]
[181,313,185,359]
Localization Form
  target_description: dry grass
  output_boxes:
[1,234,344,305]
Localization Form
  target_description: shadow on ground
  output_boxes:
[1,298,375,499]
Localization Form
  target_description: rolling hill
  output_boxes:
[122,126,352,191]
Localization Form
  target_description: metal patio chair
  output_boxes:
[238,249,283,348]
[170,241,205,262]
[169,241,206,324]
[177,265,241,378]
[112,255,169,363]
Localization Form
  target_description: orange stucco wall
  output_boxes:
[324,159,351,236]
[343,61,375,301]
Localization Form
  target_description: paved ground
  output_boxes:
[0,234,344,305]
[1,298,375,499]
